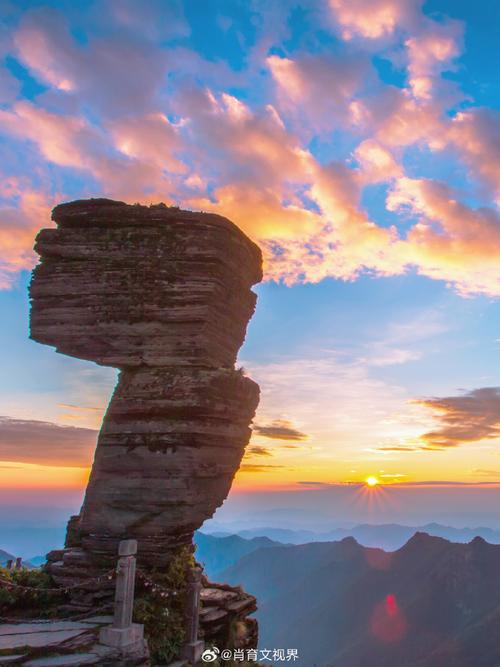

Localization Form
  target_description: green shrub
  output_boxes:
[133,547,193,665]
[0,567,68,618]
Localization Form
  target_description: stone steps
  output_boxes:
[0,617,148,666]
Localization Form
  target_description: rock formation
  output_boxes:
[30,199,262,571]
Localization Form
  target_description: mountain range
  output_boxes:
[220,533,500,666]
[194,532,282,579]
[209,522,500,550]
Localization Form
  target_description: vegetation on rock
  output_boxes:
[0,567,68,618]
[133,547,193,664]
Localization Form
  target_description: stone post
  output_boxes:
[15,557,22,570]
[182,566,204,664]
[100,539,144,649]
[6,559,13,570]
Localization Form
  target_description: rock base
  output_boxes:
[199,576,258,651]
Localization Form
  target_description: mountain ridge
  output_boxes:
[220,532,500,666]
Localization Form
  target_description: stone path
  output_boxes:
[0,616,149,666]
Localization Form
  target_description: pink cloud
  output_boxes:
[328,0,422,40]
[448,109,500,204]
[355,139,402,183]
[267,52,370,130]
[0,101,103,169]
[177,87,313,191]
[0,180,55,288]
[109,113,186,173]
[405,19,463,100]
[14,8,169,116]
[0,102,183,202]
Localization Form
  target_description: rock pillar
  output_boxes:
[29,199,262,569]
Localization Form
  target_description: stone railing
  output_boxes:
[100,539,144,650]
[100,539,203,662]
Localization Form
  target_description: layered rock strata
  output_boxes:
[29,199,262,570]
[199,577,258,651]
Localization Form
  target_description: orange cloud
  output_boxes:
[190,183,320,241]
[387,177,500,296]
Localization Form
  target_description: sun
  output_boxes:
[365,475,379,487]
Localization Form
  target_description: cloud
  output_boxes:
[0,416,97,467]
[107,0,189,40]
[109,113,186,173]
[448,109,500,205]
[0,180,55,288]
[179,88,312,193]
[253,419,308,441]
[0,102,184,203]
[245,351,426,465]
[297,481,332,486]
[387,177,500,296]
[405,19,462,100]
[238,463,285,473]
[363,347,420,367]
[414,387,500,449]
[395,480,500,486]
[472,469,500,477]
[0,101,104,170]
[246,445,273,457]
[267,52,370,130]
[379,472,407,479]
[328,0,422,41]
[355,139,402,184]
[376,446,419,452]
[13,8,170,116]
[0,0,498,301]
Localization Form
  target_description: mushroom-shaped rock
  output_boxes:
[30,199,262,566]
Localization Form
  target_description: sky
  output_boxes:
[0,0,500,547]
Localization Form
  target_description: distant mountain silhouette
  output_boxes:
[194,531,282,578]
[221,533,500,666]
[26,555,46,567]
[216,522,500,550]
